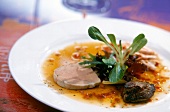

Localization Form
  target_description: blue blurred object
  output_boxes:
[62,0,111,13]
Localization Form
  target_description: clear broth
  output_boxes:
[42,42,170,108]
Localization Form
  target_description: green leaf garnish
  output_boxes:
[102,54,116,65]
[80,26,147,83]
[109,63,126,82]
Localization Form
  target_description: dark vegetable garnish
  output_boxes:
[122,81,155,103]
[80,26,147,83]
[80,53,114,81]
[124,55,148,81]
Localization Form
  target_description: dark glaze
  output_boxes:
[42,42,170,108]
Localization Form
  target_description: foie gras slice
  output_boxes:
[53,63,101,89]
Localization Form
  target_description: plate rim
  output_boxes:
[8,18,170,112]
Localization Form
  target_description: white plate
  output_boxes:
[8,18,170,112]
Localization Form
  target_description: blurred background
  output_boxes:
[0,0,170,112]
[0,0,170,28]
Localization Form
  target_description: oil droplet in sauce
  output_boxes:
[42,42,170,108]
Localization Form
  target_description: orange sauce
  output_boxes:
[42,42,170,108]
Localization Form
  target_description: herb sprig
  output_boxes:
[80,26,147,83]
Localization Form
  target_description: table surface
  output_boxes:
[0,0,170,112]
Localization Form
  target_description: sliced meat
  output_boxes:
[122,81,155,103]
[53,63,101,90]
